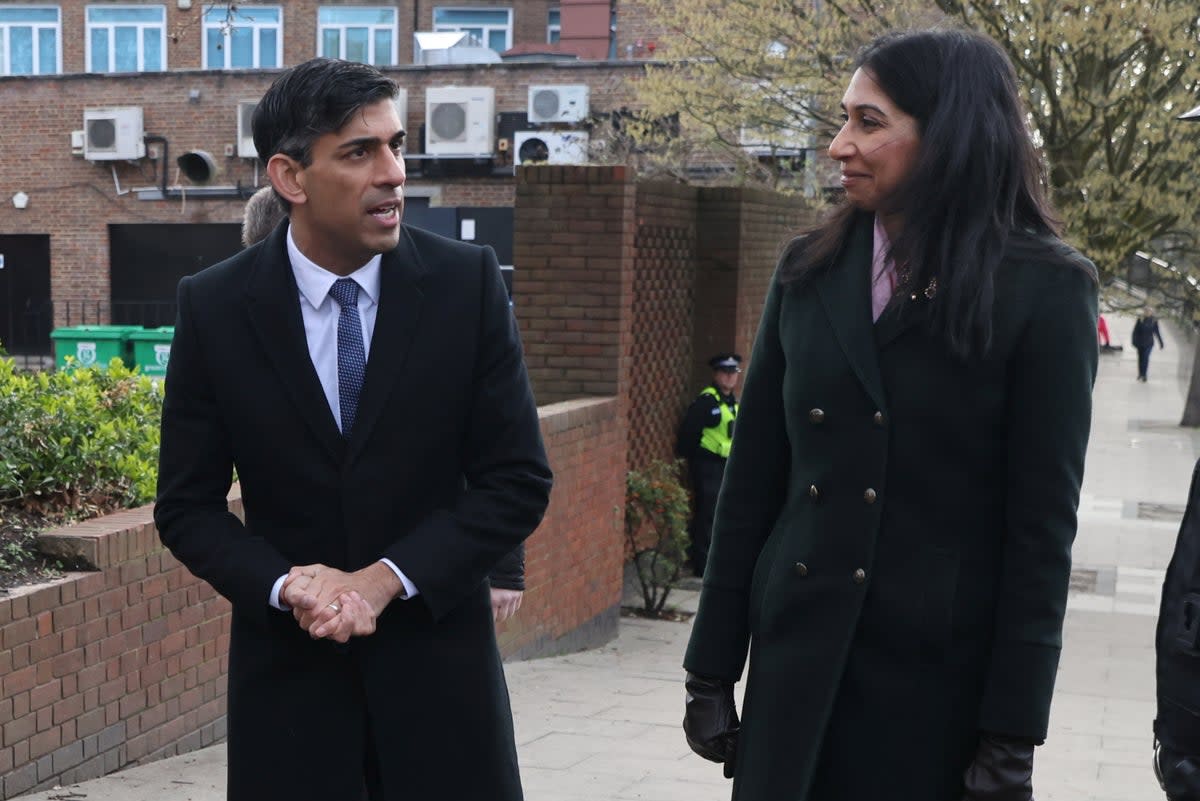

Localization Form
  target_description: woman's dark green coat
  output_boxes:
[684,214,1099,801]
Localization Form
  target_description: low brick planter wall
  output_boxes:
[0,396,624,799]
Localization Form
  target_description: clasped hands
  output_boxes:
[280,562,401,643]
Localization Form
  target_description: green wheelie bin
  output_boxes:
[128,326,176,378]
[49,325,139,370]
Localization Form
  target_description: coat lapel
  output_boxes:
[346,226,428,464]
[815,214,888,412]
[244,226,346,463]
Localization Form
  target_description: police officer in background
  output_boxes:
[676,353,741,577]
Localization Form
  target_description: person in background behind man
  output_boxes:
[155,57,552,801]
[1133,307,1165,381]
[240,184,287,248]
[676,353,741,577]
[238,182,527,624]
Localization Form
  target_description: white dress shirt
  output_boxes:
[268,225,417,609]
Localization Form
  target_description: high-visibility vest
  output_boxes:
[698,386,737,459]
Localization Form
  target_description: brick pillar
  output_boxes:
[691,187,815,390]
[691,188,743,391]
[513,164,636,409]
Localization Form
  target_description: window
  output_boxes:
[318,6,396,66]
[203,5,281,69]
[86,6,166,73]
[0,6,60,76]
[547,8,559,44]
[432,7,511,53]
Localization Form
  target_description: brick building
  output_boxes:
[0,0,665,360]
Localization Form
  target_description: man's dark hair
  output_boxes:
[252,57,397,170]
[781,28,1081,359]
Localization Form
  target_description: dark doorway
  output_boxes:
[0,235,52,356]
[403,198,458,241]
[110,223,243,327]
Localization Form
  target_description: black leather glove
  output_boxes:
[961,733,1036,801]
[683,672,740,779]
[1156,740,1200,801]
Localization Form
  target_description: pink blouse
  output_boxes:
[870,214,898,322]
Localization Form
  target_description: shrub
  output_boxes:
[0,358,163,519]
[625,459,691,615]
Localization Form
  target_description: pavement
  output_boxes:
[17,310,1192,801]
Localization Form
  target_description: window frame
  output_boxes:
[547,8,559,45]
[201,4,283,70]
[316,5,397,66]
[0,5,61,76]
[432,7,513,53]
[85,4,167,74]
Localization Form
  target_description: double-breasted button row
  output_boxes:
[793,563,867,584]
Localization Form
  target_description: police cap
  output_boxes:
[708,353,743,373]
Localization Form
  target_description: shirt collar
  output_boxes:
[286,224,381,309]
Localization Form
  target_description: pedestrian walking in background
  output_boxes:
[239,184,286,248]
[681,28,1098,801]
[155,57,552,801]
[1133,307,1165,381]
[676,353,742,577]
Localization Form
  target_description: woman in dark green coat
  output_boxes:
[681,28,1099,801]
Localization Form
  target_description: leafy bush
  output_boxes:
[625,459,691,615]
[0,358,163,519]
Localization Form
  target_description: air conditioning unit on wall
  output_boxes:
[514,131,589,165]
[527,84,590,123]
[425,86,495,157]
[236,101,258,159]
[83,107,146,161]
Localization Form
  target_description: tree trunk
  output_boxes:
[1181,329,1200,427]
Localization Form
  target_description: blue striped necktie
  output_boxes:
[328,278,366,437]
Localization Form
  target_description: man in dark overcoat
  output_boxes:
[154,58,552,800]
[683,214,1098,799]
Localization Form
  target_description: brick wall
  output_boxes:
[613,0,667,61]
[496,397,625,658]
[0,505,232,800]
[0,398,625,799]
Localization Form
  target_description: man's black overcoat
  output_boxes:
[155,221,552,800]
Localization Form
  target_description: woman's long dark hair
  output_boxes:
[781,28,1064,359]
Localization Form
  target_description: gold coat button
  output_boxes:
[809,408,825,424]
[853,568,866,584]
[794,562,808,577]
[863,488,877,504]
[809,484,819,500]
[873,411,884,426]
